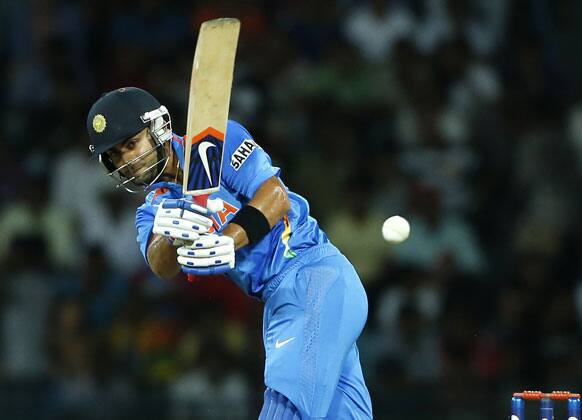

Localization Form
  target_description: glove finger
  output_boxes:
[179,209,214,226]
[152,226,200,240]
[155,218,210,234]
[161,199,208,215]
[156,207,182,219]
[178,254,235,268]
[181,264,232,276]
[156,208,214,228]
[177,244,233,258]
[185,235,234,249]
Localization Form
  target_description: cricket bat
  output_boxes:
[182,18,240,211]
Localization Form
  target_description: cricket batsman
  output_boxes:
[86,87,373,419]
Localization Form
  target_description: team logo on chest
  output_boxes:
[207,200,240,234]
[230,139,258,171]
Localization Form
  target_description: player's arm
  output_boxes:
[146,199,214,280]
[176,176,289,276]
[222,176,290,250]
[147,234,181,280]
[178,176,291,276]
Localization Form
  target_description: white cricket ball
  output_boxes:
[382,215,410,244]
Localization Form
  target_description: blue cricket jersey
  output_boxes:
[136,120,329,297]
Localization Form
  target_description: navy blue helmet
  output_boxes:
[86,87,173,192]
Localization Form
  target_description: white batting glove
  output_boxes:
[153,199,214,245]
[178,234,235,276]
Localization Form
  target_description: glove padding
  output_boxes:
[178,234,235,276]
[153,199,214,243]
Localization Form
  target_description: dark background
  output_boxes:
[2,0,582,419]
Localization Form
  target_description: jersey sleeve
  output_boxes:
[135,187,174,262]
[221,120,280,200]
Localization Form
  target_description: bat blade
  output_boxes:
[182,18,240,205]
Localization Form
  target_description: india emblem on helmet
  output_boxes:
[92,114,107,133]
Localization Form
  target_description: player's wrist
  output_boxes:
[229,205,271,246]
[221,224,249,250]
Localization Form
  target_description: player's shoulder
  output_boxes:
[226,120,261,151]
[225,120,263,171]
[226,119,252,140]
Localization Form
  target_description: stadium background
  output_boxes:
[2,0,582,418]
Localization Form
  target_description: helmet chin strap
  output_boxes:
[141,137,170,187]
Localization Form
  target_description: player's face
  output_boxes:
[106,128,159,184]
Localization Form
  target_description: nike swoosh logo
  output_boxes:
[198,141,216,184]
[275,337,295,349]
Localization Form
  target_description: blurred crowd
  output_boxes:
[2,0,582,419]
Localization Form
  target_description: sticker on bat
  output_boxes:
[187,131,224,192]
